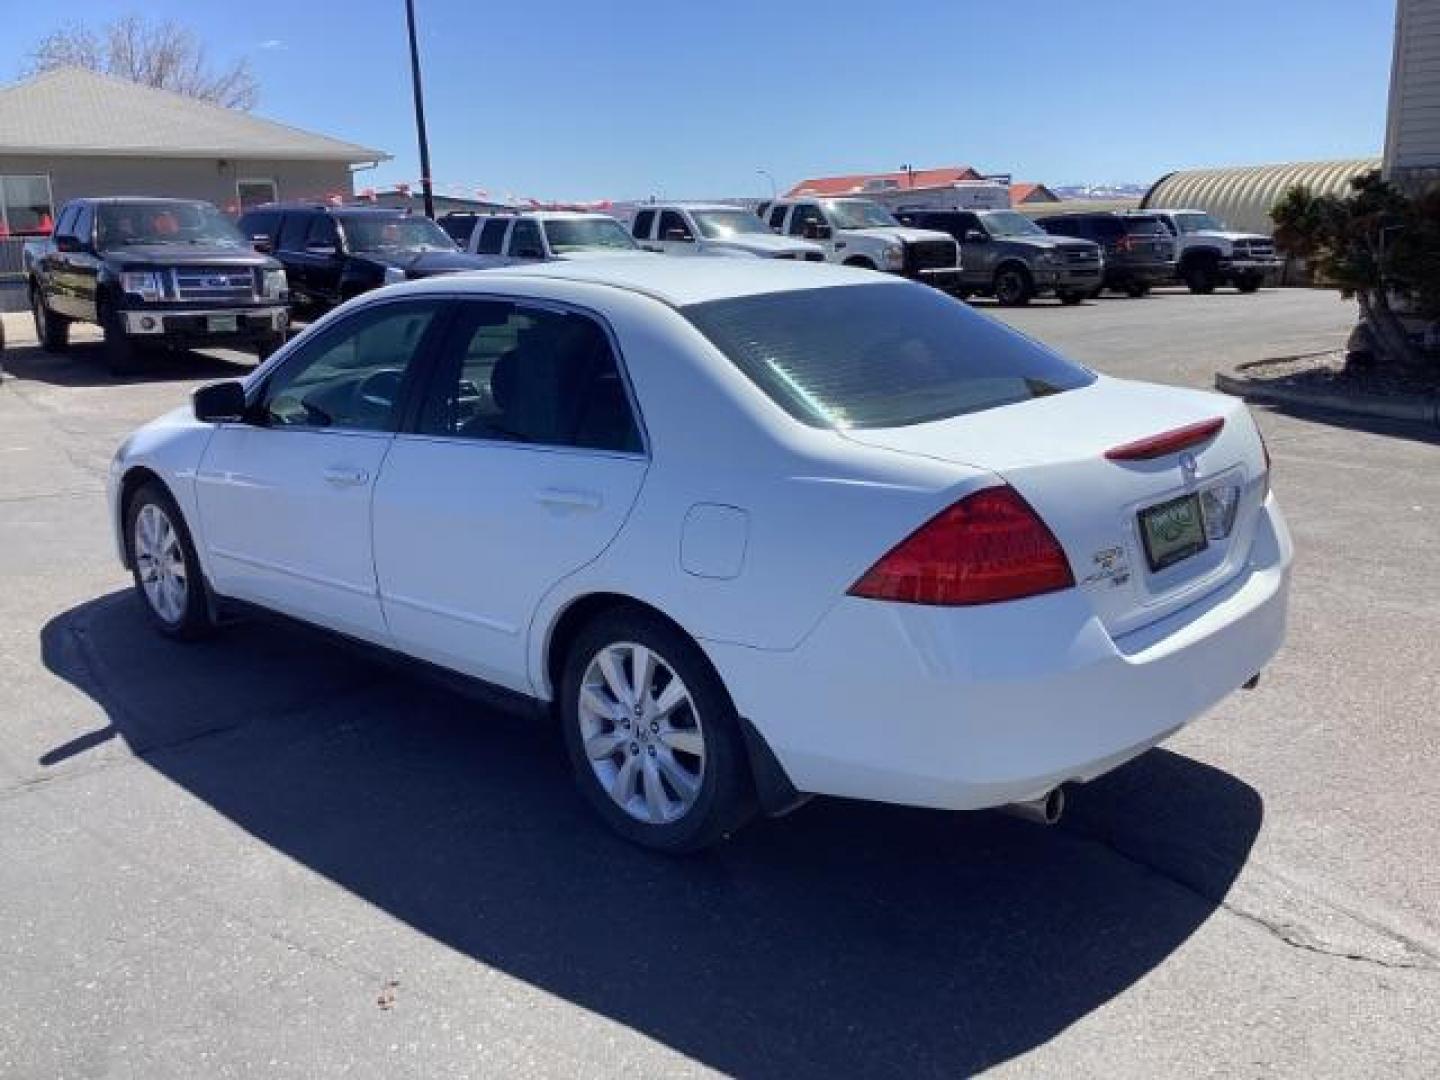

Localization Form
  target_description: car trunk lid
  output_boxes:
[839,377,1268,636]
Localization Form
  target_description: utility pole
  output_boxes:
[757,168,777,198]
[404,0,436,219]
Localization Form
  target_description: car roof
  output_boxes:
[398,256,897,308]
[652,203,750,212]
[80,196,215,205]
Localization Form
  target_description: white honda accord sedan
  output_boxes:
[109,259,1291,851]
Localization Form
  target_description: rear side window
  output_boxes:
[477,218,509,254]
[684,284,1094,430]
[632,209,655,240]
[510,218,544,258]
[242,210,280,242]
[276,212,310,251]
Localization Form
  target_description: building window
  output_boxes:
[237,179,278,211]
[0,175,55,236]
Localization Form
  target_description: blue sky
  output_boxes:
[1,0,1398,201]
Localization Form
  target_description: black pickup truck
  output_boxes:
[25,197,289,374]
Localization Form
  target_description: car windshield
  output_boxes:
[1175,212,1226,233]
[691,209,771,239]
[542,217,638,252]
[979,210,1048,238]
[340,215,458,253]
[821,200,899,230]
[684,284,1094,430]
[96,202,245,247]
[1123,216,1168,236]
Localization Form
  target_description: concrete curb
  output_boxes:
[1215,370,1440,429]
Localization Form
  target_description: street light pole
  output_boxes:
[757,168,777,198]
[404,0,436,219]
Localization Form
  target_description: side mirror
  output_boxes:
[193,380,249,423]
[662,228,692,243]
[964,230,989,244]
[55,234,83,253]
[305,242,337,256]
[802,221,833,241]
[252,234,274,254]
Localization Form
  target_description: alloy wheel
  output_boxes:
[578,642,706,825]
[133,502,187,624]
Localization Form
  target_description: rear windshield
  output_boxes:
[683,284,1094,430]
[1123,216,1168,236]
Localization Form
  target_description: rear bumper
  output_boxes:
[1222,258,1281,278]
[706,494,1292,812]
[121,306,288,340]
[1105,262,1174,286]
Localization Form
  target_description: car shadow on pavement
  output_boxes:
[1,341,254,388]
[40,591,1264,1077]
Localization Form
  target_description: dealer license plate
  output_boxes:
[208,314,238,333]
[1138,493,1208,571]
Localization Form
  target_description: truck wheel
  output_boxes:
[99,302,141,376]
[31,286,70,352]
[842,257,877,270]
[1183,259,1217,294]
[1235,273,1262,294]
[993,265,1034,307]
[1056,290,1085,305]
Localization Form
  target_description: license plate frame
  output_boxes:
[1138,492,1208,572]
[208,313,239,333]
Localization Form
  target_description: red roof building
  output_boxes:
[786,165,983,197]
[1010,182,1062,205]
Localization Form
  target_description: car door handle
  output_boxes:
[536,487,602,511]
[322,466,370,487]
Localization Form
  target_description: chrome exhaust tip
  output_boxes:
[1001,787,1066,826]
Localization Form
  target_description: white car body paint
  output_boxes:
[110,258,1291,814]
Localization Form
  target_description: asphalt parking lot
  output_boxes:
[1,286,1437,1078]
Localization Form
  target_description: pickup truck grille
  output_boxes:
[904,239,959,272]
[1232,239,1276,259]
[172,267,256,302]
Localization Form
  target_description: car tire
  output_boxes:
[1183,259,1217,294]
[1235,274,1262,294]
[842,257,877,270]
[124,481,216,641]
[100,301,141,376]
[993,265,1034,307]
[560,608,755,853]
[1056,290,1085,305]
[31,286,70,352]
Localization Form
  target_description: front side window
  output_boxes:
[657,210,695,242]
[439,215,477,244]
[96,201,245,247]
[477,218,509,254]
[510,218,545,258]
[684,283,1094,430]
[0,175,55,236]
[691,209,771,239]
[543,217,638,252]
[632,209,655,240]
[417,301,641,453]
[788,204,825,237]
[1122,215,1168,237]
[261,302,442,431]
[1174,212,1224,233]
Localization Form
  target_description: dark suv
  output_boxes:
[238,204,509,310]
[1035,212,1176,297]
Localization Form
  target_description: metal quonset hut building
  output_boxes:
[1139,159,1381,236]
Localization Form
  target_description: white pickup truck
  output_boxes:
[630,203,824,260]
[755,197,962,288]
[1135,209,1281,294]
[440,211,652,263]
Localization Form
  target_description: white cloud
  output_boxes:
[258,39,287,51]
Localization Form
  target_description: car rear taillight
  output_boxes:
[848,486,1075,606]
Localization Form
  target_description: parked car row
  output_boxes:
[23,189,1285,373]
